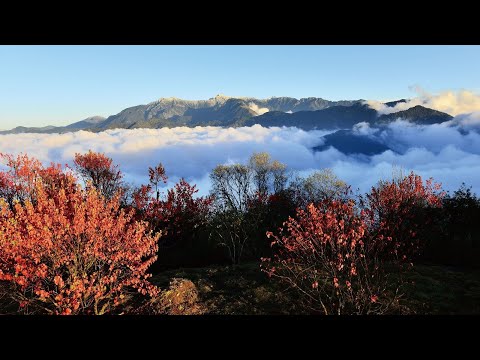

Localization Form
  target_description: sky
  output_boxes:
[0,45,480,129]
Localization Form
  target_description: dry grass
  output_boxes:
[150,262,480,315]
[156,278,206,315]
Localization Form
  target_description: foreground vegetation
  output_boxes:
[0,150,478,315]
[144,262,480,315]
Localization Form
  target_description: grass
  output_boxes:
[151,262,480,315]
[400,264,480,314]
[151,262,306,314]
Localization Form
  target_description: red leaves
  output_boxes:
[0,153,160,315]
[133,173,213,248]
[74,151,112,170]
[73,150,123,199]
[54,275,64,288]
[361,172,444,262]
[263,171,445,314]
[148,164,167,187]
[262,199,377,313]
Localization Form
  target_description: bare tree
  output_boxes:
[209,153,289,264]
[210,164,252,213]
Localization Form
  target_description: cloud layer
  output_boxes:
[366,88,480,116]
[0,122,479,197]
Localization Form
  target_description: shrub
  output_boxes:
[263,200,400,315]
[360,172,444,262]
[0,155,160,315]
[73,150,124,199]
[155,278,206,315]
[132,164,214,269]
[133,163,213,246]
[423,183,480,266]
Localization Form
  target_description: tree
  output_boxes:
[148,163,167,201]
[160,178,213,248]
[73,150,124,199]
[425,183,480,266]
[303,169,350,203]
[210,164,252,213]
[249,152,288,197]
[0,155,160,315]
[209,153,290,264]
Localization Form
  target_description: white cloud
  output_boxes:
[444,111,480,130]
[0,123,479,197]
[248,102,269,116]
[365,88,480,116]
[352,122,379,137]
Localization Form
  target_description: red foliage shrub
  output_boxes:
[361,172,445,262]
[73,150,123,199]
[0,153,78,209]
[0,154,160,315]
[263,200,396,314]
[163,179,213,238]
[264,172,445,314]
[0,153,43,208]
[133,163,213,249]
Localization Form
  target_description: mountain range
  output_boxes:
[0,116,106,135]
[0,95,453,136]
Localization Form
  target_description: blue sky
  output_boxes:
[0,45,479,129]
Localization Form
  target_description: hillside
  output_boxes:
[0,96,454,134]
[378,105,453,124]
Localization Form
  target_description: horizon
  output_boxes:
[1,45,480,128]
[1,93,385,130]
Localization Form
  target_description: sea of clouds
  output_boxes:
[1,88,480,196]
[1,117,480,196]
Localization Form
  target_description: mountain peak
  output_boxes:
[83,116,106,124]
[158,96,181,102]
[213,94,230,100]
[384,99,408,107]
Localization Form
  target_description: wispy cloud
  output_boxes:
[248,102,269,115]
[365,88,480,116]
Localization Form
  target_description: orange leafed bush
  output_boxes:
[263,200,392,315]
[263,172,445,314]
[0,153,160,315]
[74,150,124,199]
[361,172,445,261]
[132,163,213,248]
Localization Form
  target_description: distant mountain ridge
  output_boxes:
[0,95,454,134]
[91,95,361,131]
[377,105,452,125]
[244,103,379,130]
[0,116,106,135]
